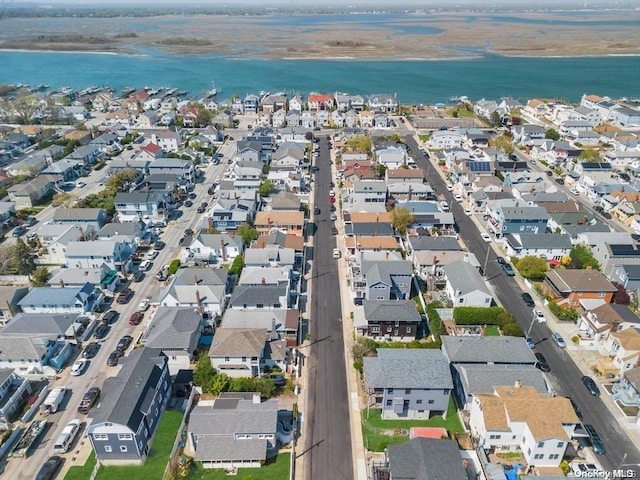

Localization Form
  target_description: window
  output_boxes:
[405,389,411,394]
[416,399,423,404]
[118,433,133,441]
[549,454,560,460]
[534,453,543,460]
[388,389,394,394]
[417,410,424,413]
[428,399,434,404]
[406,326,412,333]
[242,357,247,362]
[598,291,605,298]
[256,304,264,308]
[458,298,464,304]
[120,445,128,452]
[386,400,392,407]
[104,446,112,452]
[94,434,108,441]
[370,326,380,334]
[489,434,501,440]
[377,296,385,300]
[537,441,545,448]
[225,357,230,362]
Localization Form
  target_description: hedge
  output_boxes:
[168,259,180,275]
[453,306,506,325]
[425,301,447,347]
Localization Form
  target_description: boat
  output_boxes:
[206,82,220,97]
[121,87,135,96]
[176,90,188,97]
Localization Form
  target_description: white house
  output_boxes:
[375,146,408,169]
[443,260,492,307]
[183,233,244,265]
[428,130,463,149]
[18,283,101,314]
[114,191,169,224]
[503,233,573,260]
[351,179,387,204]
[64,240,133,271]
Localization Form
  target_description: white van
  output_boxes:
[332,248,341,259]
[53,419,81,454]
[440,201,450,212]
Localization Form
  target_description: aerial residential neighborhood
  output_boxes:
[0,83,640,480]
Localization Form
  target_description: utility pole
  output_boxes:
[483,244,491,278]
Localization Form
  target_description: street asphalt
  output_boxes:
[404,134,640,473]
[303,135,354,480]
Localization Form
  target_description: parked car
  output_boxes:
[116,335,133,352]
[25,217,37,227]
[145,250,158,260]
[139,260,152,272]
[354,297,364,306]
[496,256,506,265]
[77,387,100,414]
[551,332,567,348]
[35,456,62,480]
[501,263,515,276]
[102,310,118,325]
[521,292,535,307]
[331,227,338,235]
[154,241,165,251]
[583,424,606,454]
[570,188,580,195]
[184,228,193,236]
[581,376,601,396]
[464,208,473,215]
[534,352,550,372]
[330,204,336,212]
[70,359,88,376]
[132,271,145,282]
[82,342,101,359]
[107,350,123,367]
[117,289,133,304]
[138,298,150,312]
[314,206,321,215]
[129,312,144,325]
[196,204,206,213]
[594,206,604,213]
[12,225,26,237]
[76,181,87,188]
[185,200,193,208]
[480,232,491,242]
[602,211,612,219]
[546,170,553,176]
[94,324,110,340]
[524,335,535,349]
[533,309,546,323]
[569,398,583,420]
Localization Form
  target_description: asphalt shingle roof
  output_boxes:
[363,349,452,389]
[441,336,537,364]
[144,307,201,351]
[209,328,268,357]
[443,261,490,296]
[387,438,469,480]
[363,300,421,324]
[455,364,549,396]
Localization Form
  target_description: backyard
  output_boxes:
[484,325,500,336]
[361,398,464,451]
[184,453,290,480]
[64,409,183,480]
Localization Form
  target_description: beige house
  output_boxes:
[254,211,305,236]
[7,175,57,208]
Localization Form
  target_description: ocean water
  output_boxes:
[0,49,638,104]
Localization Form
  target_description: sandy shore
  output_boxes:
[0,11,638,60]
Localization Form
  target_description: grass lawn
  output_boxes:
[65,409,183,480]
[64,454,97,480]
[185,453,290,480]
[361,398,464,452]
[445,107,475,118]
[484,325,500,336]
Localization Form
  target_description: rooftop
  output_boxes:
[363,349,452,390]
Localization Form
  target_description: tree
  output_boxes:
[513,256,548,280]
[105,168,139,195]
[490,134,514,155]
[258,179,275,197]
[489,111,502,126]
[31,266,50,287]
[391,206,414,236]
[236,223,259,245]
[376,164,387,177]
[578,148,601,163]
[195,108,213,128]
[210,373,231,395]
[229,255,243,277]
[545,128,560,140]
[502,322,524,337]
[569,244,600,270]
[612,282,631,305]
[52,192,74,207]
[12,238,35,276]
[193,351,216,390]
[11,97,38,124]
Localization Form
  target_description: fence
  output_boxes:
[0,275,29,285]
[162,387,198,480]
[0,427,23,460]
[22,385,50,423]
[88,456,101,480]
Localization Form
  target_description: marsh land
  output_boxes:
[0,10,639,59]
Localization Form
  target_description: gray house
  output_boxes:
[441,336,537,366]
[361,260,413,300]
[364,349,452,419]
[356,300,421,341]
[610,264,640,291]
[0,286,29,326]
[443,260,492,307]
[188,393,278,469]
[228,285,289,310]
[87,348,170,465]
[52,208,107,230]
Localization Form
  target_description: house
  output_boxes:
[0,369,32,429]
[541,269,617,308]
[469,386,579,468]
[375,146,408,169]
[0,286,29,326]
[87,348,170,465]
[612,367,640,421]
[363,349,452,419]
[578,303,640,345]
[385,168,424,184]
[599,328,640,375]
[188,393,278,469]
[142,307,202,375]
[308,93,334,111]
[367,94,398,113]
[64,240,133,271]
[228,285,289,310]
[443,261,492,307]
[49,265,120,294]
[244,246,297,270]
[485,202,548,238]
[0,312,91,345]
[377,438,471,480]
[115,191,168,224]
[254,211,305,236]
[207,191,258,231]
[18,283,101,314]
[356,300,421,341]
[503,233,573,261]
[243,94,260,114]
[441,336,537,366]
[52,208,107,230]
[610,264,640,291]
[36,224,89,265]
[221,309,299,347]
[154,268,231,319]
[253,229,305,252]
[7,175,57,208]
[428,130,463,149]
[350,180,387,205]
[208,328,287,377]
[147,158,193,180]
[452,364,552,410]
[0,335,72,377]
[359,260,413,301]
[238,266,292,289]
[183,233,244,265]
[270,191,301,211]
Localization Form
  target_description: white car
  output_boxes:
[464,208,473,216]
[145,250,159,260]
[139,260,152,272]
[533,309,547,323]
[481,233,492,242]
[332,248,341,259]
[454,194,463,202]
[446,184,454,191]
[76,181,86,188]
[70,359,88,376]
[570,188,580,195]
[138,299,150,312]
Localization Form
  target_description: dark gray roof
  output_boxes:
[362,260,413,286]
[346,222,395,237]
[363,300,421,324]
[441,336,537,364]
[387,438,469,480]
[614,264,640,280]
[52,208,105,222]
[507,233,572,250]
[144,307,201,351]
[363,349,452,389]
[194,437,267,462]
[442,261,490,296]
[408,235,461,251]
[1,313,77,336]
[455,364,550,396]
[229,285,286,308]
[190,397,278,436]
[92,348,167,431]
[500,206,548,221]
[174,267,229,287]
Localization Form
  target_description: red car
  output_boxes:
[129,312,144,325]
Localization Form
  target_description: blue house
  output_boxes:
[486,203,548,239]
[87,348,170,465]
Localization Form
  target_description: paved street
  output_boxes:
[303,136,354,480]
[405,134,640,472]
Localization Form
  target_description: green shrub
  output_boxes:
[425,301,446,346]
[502,322,524,337]
[453,306,505,325]
[353,360,363,373]
[560,460,570,475]
[548,300,579,322]
[168,259,180,275]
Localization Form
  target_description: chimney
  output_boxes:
[221,237,228,262]
[261,277,266,286]
[59,279,65,288]
[385,251,389,260]
[514,379,522,389]
[207,215,213,229]
[194,274,199,286]
[195,290,203,315]
[252,393,261,404]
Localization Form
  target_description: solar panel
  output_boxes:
[610,244,640,256]
[466,161,492,172]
